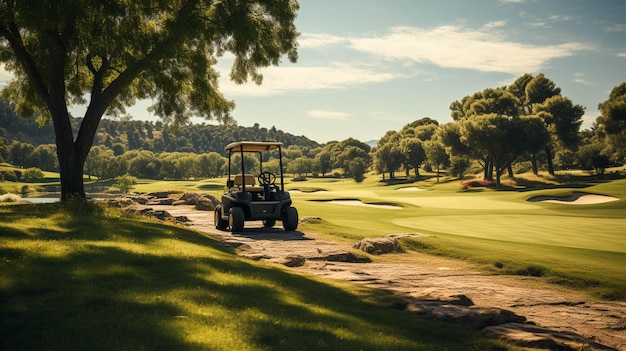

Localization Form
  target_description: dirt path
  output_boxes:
[153,204,625,350]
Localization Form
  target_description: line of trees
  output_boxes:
[0,102,321,156]
[371,76,624,186]
[0,137,373,182]
[2,75,624,185]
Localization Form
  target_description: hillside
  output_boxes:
[0,100,321,155]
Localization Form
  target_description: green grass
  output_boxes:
[0,202,525,351]
[293,175,626,299]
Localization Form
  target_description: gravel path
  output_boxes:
[151,204,625,350]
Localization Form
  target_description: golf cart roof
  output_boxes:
[225,141,284,153]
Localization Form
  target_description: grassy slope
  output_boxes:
[290,175,626,299]
[0,202,524,351]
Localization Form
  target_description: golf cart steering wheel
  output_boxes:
[258,172,276,186]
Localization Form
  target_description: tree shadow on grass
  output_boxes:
[0,203,507,351]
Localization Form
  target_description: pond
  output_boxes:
[20,195,61,203]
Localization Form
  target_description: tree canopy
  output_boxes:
[0,0,300,200]
[597,82,626,155]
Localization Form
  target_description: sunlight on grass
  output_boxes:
[291,175,626,299]
[1,203,522,351]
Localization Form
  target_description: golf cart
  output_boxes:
[214,141,298,232]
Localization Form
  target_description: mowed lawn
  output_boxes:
[290,177,626,299]
[0,202,525,351]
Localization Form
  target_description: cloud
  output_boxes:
[617,53,626,58]
[299,33,348,49]
[219,62,399,97]
[347,25,587,75]
[0,63,11,88]
[308,110,351,121]
[605,24,626,33]
[483,20,507,29]
[573,73,595,86]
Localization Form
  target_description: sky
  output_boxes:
[1,0,625,144]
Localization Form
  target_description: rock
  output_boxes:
[147,198,175,205]
[178,192,202,205]
[282,254,306,267]
[310,251,371,263]
[300,216,322,224]
[195,196,217,211]
[148,191,180,199]
[406,302,526,330]
[354,237,403,255]
[145,210,172,221]
[483,323,616,351]
[106,197,135,208]
[409,293,474,306]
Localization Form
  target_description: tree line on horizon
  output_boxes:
[1,74,624,186]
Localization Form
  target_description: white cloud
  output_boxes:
[347,25,587,75]
[219,62,399,97]
[580,114,598,130]
[617,53,626,58]
[308,110,351,121]
[299,33,348,49]
[0,63,11,88]
[605,24,626,33]
[573,73,595,86]
[547,14,573,22]
[483,20,507,29]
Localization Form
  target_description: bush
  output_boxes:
[114,173,138,193]
[0,170,18,182]
[22,167,45,182]
[513,161,532,174]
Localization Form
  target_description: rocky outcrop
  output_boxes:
[354,236,403,255]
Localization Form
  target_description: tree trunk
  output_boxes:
[484,159,494,181]
[531,154,539,175]
[545,144,555,175]
[495,169,502,187]
[57,147,86,200]
[507,164,514,178]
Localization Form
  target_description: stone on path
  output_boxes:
[484,323,617,351]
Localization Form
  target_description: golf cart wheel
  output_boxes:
[214,206,228,230]
[283,206,298,232]
[229,207,245,232]
[262,219,276,228]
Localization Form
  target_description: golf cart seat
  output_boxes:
[232,174,263,193]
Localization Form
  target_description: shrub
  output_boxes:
[22,167,45,182]
[114,173,138,193]
[0,170,18,182]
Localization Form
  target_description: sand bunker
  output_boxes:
[316,199,402,210]
[396,187,427,192]
[528,192,619,205]
[288,189,328,194]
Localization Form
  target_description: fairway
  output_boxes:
[394,214,626,253]
[290,176,626,299]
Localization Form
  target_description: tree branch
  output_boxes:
[0,22,51,106]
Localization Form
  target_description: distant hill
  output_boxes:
[0,100,321,155]
[364,139,378,147]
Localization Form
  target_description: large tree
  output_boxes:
[0,0,299,200]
